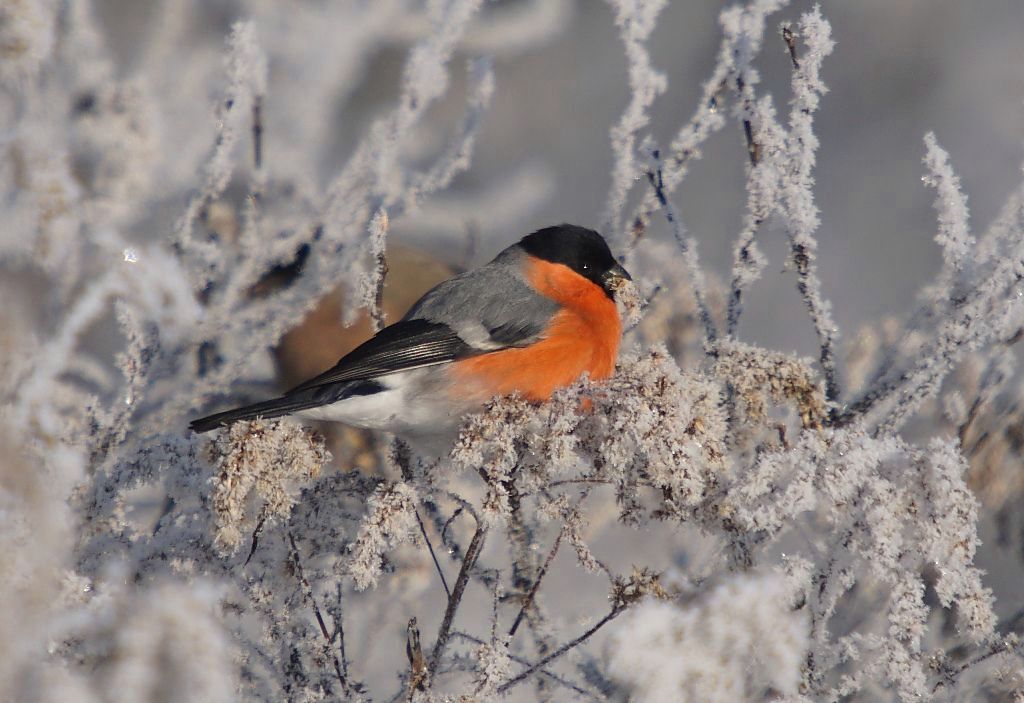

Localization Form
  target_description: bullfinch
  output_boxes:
[189,224,632,447]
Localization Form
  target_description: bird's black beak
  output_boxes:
[601,262,632,294]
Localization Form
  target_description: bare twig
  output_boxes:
[440,507,466,559]
[508,529,563,641]
[743,117,759,166]
[332,584,349,683]
[415,508,452,599]
[453,632,602,701]
[244,510,268,566]
[645,147,718,347]
[782,26,800,70]
[286,531,348,693]
[497,606,626,694]
[428,522,488,680]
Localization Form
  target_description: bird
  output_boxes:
[189,224,632,450]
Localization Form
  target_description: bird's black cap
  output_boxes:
[519,224,629,293]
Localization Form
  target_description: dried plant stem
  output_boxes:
[405,617,428,697]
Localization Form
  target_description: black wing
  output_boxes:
[286,318,477,393]
[189,380,384,433]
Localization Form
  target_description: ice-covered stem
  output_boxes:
[845,246,1024,433]
[174,21,267,290]
[348,57,494,330]
[88,302,160,466]
[779,9,839,404]
[931,634,1024,696]
[14,270,120,436]
[407,57,496,204]
[602,0,669,240]
[367,208,389,333]
[844,148,1024,431]
[922,132,975,289]
[861,135,979,393]
[628,0,787,237]
[644,142,719,347]
[725,99,778,336]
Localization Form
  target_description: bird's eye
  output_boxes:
[581,262,590,270]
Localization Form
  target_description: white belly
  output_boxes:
[294,367,480,439]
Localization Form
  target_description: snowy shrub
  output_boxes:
[2,0,1024,701]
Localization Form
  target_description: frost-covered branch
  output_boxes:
[602,0,668,240]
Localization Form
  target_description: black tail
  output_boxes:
[189,394,325,433]
[189,379,385,433]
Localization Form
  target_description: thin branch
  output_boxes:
[286,531,348,694]
[489,574,502,645]
[644,146,718,348]
[725,215,764,336]
[508,529,563,641]
[428,522,488,679]
[742,116,759,166]
[497,606,626,694]
[415,508,452,599]
[931,635,1023,694]
[453,632,602,701]
[440,507,466,560]
[333,583,349,683]
[780,11,840,405]
[547,478,616,488]
[244,510,268,566]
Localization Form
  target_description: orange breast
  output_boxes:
[452,258,621,402]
